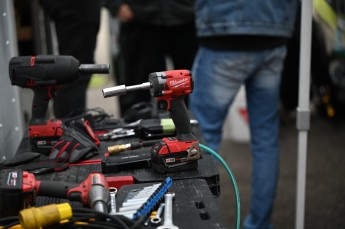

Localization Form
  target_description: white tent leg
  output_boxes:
[296,0,313,229]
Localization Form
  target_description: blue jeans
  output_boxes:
[190,46,287,229]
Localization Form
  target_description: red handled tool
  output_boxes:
[0,169,134,217]
[9,55,109,153]
[102,70,200,173]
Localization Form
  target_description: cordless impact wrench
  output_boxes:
[9,55,110,153]
[0,169,110,217]
[102,70,201,173]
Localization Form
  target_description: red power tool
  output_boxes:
[102,70,201,173]
[9,55,109,153]
[0,169,111,217]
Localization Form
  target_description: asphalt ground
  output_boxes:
[217,113,345,229]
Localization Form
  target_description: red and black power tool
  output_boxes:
[9,55,109,153]
[0,169,110,217]
[102,70,200,173]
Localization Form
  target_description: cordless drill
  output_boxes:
[102,70,200,173]
[0,169,110,217]
[9,55,110,153]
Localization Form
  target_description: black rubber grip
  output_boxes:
[38,181,79,199]
[31,87,51,122]
[169,96,191,135]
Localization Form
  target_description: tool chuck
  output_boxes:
[102,82,151,98]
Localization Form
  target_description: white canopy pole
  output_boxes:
[295,0,313,229]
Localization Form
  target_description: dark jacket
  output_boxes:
[104,0,195,26]
[195,0,297,38]
[40,0,101,23]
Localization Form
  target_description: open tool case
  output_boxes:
[33,178,226,229]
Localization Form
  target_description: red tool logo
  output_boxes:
[169,78,189,88]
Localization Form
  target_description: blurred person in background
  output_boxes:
[105,0,198,117]
[39,0,101,118]
[190,0,297,228]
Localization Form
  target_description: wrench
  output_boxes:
[157,193,179,229]
[150,203,165,224]
[109,187,117,215]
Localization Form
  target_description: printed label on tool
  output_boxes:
[7,171,18,186]
[165,158,175,163]
[169,78,189,88]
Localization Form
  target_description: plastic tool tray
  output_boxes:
[35,178,227,229]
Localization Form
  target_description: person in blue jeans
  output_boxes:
[190,1,297,228]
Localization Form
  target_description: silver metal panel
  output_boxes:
[0,0,24,161]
